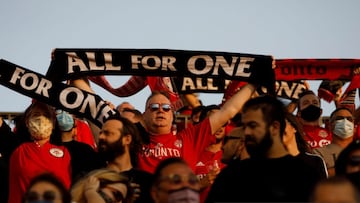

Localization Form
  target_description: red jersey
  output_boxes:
[138,118,213,174]
[195,150,225,179]
[8,141,71,203]
[302,125,332,149]
[195,150,225,203]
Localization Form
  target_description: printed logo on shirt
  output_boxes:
[49,148,64,158]
[308,139,331,148]
[319,130,329,138]
[141,144,181,158]
[318,139,331,148]
[196,161,205,167]
[174,139,183,148]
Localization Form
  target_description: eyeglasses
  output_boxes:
[147,103,172,112]
[223,136,243,144]
[23,190,59,202]
[158,173,199,186]
[334,116,354,122]
[98,187,124,203]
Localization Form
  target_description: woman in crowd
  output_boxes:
[7,101,72,203]
[71,168,134,203]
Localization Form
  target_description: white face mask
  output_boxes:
[333,118,354,139]
[167,187,200,203]
[28,115,53,140]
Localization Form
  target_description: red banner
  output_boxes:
[275,59,360,81]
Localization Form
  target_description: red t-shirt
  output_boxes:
[137,118,213,174]
[302,125,332,149]
[8,141,71,203]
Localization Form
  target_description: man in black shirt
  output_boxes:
[206,95,322,203]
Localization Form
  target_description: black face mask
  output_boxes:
[300,105,321,122]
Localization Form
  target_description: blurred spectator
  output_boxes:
[151,157,200,203]
[56,110,102,182]
[335,140,360,176]
[310,175,360,203]
[22,172,71,203]
[195,104,227,203]
[314,107,355,176]
[71,168,134,203]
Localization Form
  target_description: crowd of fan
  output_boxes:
[1,76,360,203]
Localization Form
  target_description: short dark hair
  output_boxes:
[242,95,287,137]
[152,157,189,186]
[297,90,321,110]
[330,107,354,121]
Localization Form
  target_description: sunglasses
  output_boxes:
[223,136,243,144]
[147,103,172,112]
[24,190,58,202]
[158,173,199,186]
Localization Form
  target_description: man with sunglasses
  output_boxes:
[135,56,278,174]
[137,81,258,175]
[314,107,355,177]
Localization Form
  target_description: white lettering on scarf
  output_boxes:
[9,67,52,98]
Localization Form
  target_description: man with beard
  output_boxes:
[296,90,331,149]
[98,115,154,203]
[205,95,322,203]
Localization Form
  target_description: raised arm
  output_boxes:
[209,57,276,134]
[209,83,256,134]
